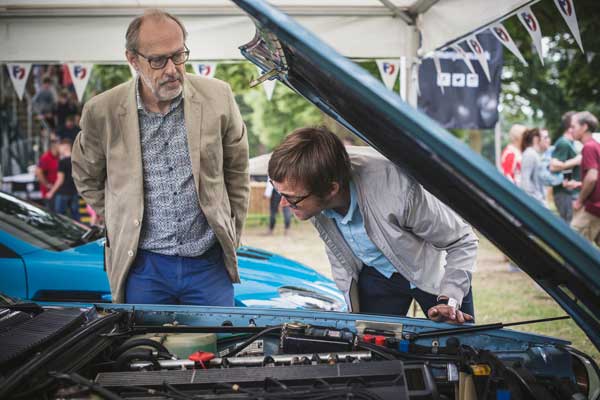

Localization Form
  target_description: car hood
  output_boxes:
[233,0,600,350]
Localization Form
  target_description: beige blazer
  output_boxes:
[72,74,249,303]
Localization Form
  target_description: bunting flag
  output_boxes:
[490,23,528,66]
[191,62,217,78]
[432,52,447,94]
[553,0,584,52]
[375,59,400,90]
[256,67,276,100]
[6,63,32,101]
[517,6,544,65]
[450,44,476,74]
[67,63,93,102]
[466,35,491,82]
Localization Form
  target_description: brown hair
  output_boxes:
[561,111,576,133]
[268,127,352,198]
[521,128,540,152]
[125,9,188,52]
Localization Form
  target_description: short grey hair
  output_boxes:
[125,9,188,52]
[574,111,598,133]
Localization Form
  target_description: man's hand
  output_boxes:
[428,304,473,324]
[573,198,583,211]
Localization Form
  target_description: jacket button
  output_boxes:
[133,219,140,226]
[127,250,134,257]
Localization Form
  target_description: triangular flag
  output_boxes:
[432,52,448,94]
[490,23,528,66]
[67,63,93,102]
[263,79,276,101]
[376,59,400,90]
[128,63,137,78]
[587,52,595,63]
[191,62,217,78]
[6,63,32,101]
[517,6,544,65]
[553,0,583,53]
[450,44,476,74]
[256,67,276,100]
[466,35,491,82]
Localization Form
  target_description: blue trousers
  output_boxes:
[55,193,80,221]
[125,244,234,306]
[358,265,474,319]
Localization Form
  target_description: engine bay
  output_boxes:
[0,303,597,399]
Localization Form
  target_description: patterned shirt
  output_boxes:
[136,79,216,256]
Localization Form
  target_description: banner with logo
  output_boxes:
[375,60,400,91]
[466,35,491,82]
[67,63,93,102]
[553,0,583,52]
[517,6,544,65]
[418,32,503,129]
[450,44,476,74]
[490,22,528,66]
[6,63,32,101]
[191,62,217,78]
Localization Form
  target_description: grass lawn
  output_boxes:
[242,218,599,364]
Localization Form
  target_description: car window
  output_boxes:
[0,192,89,251]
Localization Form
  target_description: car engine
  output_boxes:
[0,303,596,400]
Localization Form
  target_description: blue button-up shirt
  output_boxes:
[323,181,402,280]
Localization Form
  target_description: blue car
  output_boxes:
[0,190,345,311]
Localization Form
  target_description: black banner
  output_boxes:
[417,32,503,130]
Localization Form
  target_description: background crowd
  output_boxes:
[501,111,600,246]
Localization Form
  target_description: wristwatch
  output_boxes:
[437,297,458,308]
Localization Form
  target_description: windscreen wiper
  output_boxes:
[72,225,105,247]
[406,316,570,340]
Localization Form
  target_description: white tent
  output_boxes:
[0,0,534,63]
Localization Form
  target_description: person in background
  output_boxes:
[551,111,582,223]
[55,89,79,132]
[57,115,80,142]
[32,76,57,130]
[501,124,526,185]
[35,134,60,211]
[570,111,600,246]
[264,179,292,235]
[519,128,546,206]
[48,138,80,221]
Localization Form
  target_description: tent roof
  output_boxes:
[0,0,531,62]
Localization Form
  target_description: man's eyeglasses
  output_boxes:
[269,179,311,209]
[135,45,190,70]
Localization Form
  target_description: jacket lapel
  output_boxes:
[183,78,204,197]
[117,80,144,198]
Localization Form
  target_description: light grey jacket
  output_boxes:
[312,151,478,311]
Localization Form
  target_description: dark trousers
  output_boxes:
[55,193,80,221]
[358,265,474,319]
[125,244,233,306]
[269,192,292,230]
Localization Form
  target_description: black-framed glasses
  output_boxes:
[135,45,190,69]
[269,179,311,209]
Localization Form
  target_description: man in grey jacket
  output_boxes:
[268,127,478,323]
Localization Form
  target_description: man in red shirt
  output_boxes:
[570,111,600,246]
[35,135,60,211]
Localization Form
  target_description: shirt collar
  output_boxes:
[322,180,358,224]
[135,76,183,115]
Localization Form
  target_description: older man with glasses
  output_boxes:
[72,9,249,306]
[268,127,478,324]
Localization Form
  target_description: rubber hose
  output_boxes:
[112,338,171,359]
[113,348,161,371]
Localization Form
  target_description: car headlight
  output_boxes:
[277,286,345,311]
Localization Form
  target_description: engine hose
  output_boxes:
[113,348,162,371]
[112,338,171,359]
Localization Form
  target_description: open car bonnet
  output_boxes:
[232,0,600,351]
